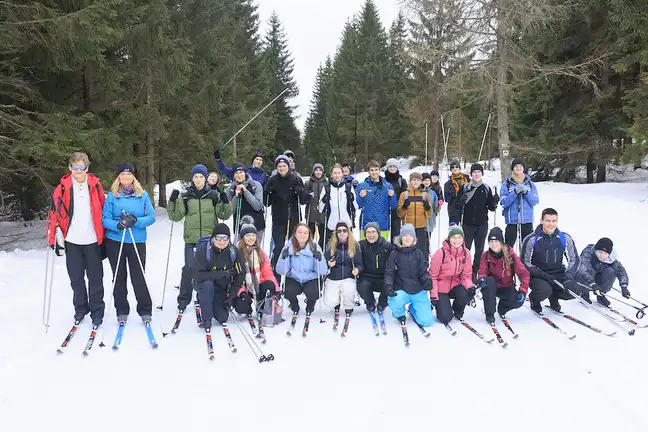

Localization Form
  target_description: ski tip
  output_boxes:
[112,346,119,350]
[286,331,292,337]
[82,351,89,357]
[231,348,238,353]
[513,334,520,339]
[152,344,159,349]
[209,355,215,361]
[501,343,509,348]
[56,349,64,355]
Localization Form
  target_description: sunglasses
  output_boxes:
[336,229,348,234]
[213,235,229,241]
[71,165,87,171]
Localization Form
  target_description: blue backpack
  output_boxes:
[532,231,566,249]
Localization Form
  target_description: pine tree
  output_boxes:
[303,58,336,167]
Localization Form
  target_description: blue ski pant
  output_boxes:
[388,290,434,327]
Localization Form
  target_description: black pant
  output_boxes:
[415,227,430,265]
[436,285,470,323]
[177,243,195,310]
[357,277,387,311]
[463,223,488,274]
[105,238,152,317]
[481,276,524,317]
[504,223,533,251]
[284,278,320,313]
[308,222,326,250]
[529,276,585,306]
[390,211,401,243]
[65,241,105,323]
[271,222,297,279]
[578,267,616,294]
[195,280,229,324]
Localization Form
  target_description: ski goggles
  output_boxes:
[71,165,87,171]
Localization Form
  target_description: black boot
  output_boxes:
[530,298,542,314]
[548,295,562,313]
[486,314,495,326]
[597,295,610,307]
[580,292,592,305]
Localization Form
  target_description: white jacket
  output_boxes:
[318,180,358,231]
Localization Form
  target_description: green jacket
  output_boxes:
[168,187,233,244]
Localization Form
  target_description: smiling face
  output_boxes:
[314,168,323,178]
[331,167,343,182]
[294,225,310,245]
[409,178,421,189]
[234,170,246,183]
[277,162,289,176]
[388,165,398,174]
[402,234,415,247]
[253,157,263,168]
[449,234,464,248]
[541,213,558,235]
[489,240,502,253]
[365,227,379,243]
[119,172,134,187]
[422,178,431,188]
[342,166,351,176]
[243,233,257,246]
[69,159,88,183]
[208,172,219,186]
[336,226,348,243]
[193,173,206,189]
[369,166,380,180]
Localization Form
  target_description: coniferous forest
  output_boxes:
[2,0,648,219]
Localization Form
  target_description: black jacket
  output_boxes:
[324,242,363,281]
[430,182,444,202]
[265,172,306,224]
[521,225,579,281]
[385,171,408,202]
[359,237,395,281]
[192,241,246,294]
[457,182,498,226]
[444,174,470,224]
[384,243,431,295]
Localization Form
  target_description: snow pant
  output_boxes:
[577,266,616,294]
[360,230,390,241]
[481,276,524,317]
[528,277,585,306]
[195,280,229,325]
[105,238,152,317]
[284,277,320,313]
[390,211,401,243]
[271,222,296,280]
[435,285,470,324]
[388,290,434,327]
[309,222,326,250]
[357,277,388,311]
[504,223,533,251]
[415,227,430,265]
[65,241,105,323]
[463,223,488,275]
[177,243,196,310]
[323,278,357,311]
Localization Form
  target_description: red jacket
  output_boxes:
[477,249,530,292]
[47,173,106,246]
[237,249,279,296]
[429,239,473,298]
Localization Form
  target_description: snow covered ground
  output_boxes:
[1,160,648,432]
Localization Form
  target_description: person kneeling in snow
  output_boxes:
[576,237,630,307]
[192,223,246,329]
[384,224,434,328]
[476,227,530,324]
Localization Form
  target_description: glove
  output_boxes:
[621,286,631,299]
[219,191,230,204]
[280,247,290,259]
[438,200,444,207]
[214,149,221,160]
[514,184,526,194]
[477,277,487,289]
[169,189,180,202]
[292,187,303,196]
[385,285,397,297]
[50,243,65,257]
[423,201,431,211]
[118,213,137,230]
[402,198,410,209]
[423,279,432,291]
[467,286,477,298]
[313,250,322,261]
[516,290,527,304]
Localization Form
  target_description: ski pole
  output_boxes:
[99,229,127,347]
[611,286,648,310]
[229,307,274,363]
[557,281,635,336]
[587,286,646,319]
[516,197,522,256]
[219,88,289,151]
[157,209,175,311]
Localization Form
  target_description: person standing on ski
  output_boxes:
[576,237,630,307]
[214,149,269,188]
[457,163,498,278]
[323,221,363,316]
[356,159,397,240]
[319,163,358,238]
[476,227,530,323]
[102,163,155,324]
[443,160,469,225]
[521,208,588,314]
[384,224,434,328]
[234,217,279,315]
[265,155,307,271]
[397,172,433,261]
[168,164,232,313]
[429,169,444,205]
[429,224,474,324]
[304,162,328,248]
[341,162,359,190]
[225,163,265,242]
[276,223,328,315]
[384,158,408,242]
[420,172,440,240]
[193,223,246,329]
[499,157,539,250]
[357,222,395,313]
[47,152,106,326]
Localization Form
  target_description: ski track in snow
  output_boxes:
[1,162,647,432]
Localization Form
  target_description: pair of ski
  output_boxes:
[285,310,325,337]
[205,325,237,361]
[530,304,618,339]
[57,319,158,355]
[448,316,516,348]
[590,302,647,329]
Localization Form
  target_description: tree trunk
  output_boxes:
[158,147,167,208]
[497,0,512,180]
[586,152,595,183]
[233,135,237,162]
[596,161,606,183]
[82,64,90,112]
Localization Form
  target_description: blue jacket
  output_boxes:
[276,240,328,285]
[217,159,269,187]
[356,176,397,231]
[102,191,155,243]
[499,175,539,224]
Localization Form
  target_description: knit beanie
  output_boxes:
[232,162,247,174]
[116,162,135,175]
[400,224,416,240]
[342,162,352,169]
[191,164,208,178]
[212,223,231,239]
[450,159,461,169]
[335,221,349,232]
[448,223,464,240]
[364,222,380,235]
[312,163,324,174]
[251,152,264,164]
[238,215,257,238]
[275,154,290,167]
[430,169,440,177]
[422,172,431,180]
[487,227,504,244]
[470,163,484,175]
[594,237,613,254]
[511,157,525,171]
[385,158,399,169]
[283,150,295,159]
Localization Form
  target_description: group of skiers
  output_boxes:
[47,150,633,333]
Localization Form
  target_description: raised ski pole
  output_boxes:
[219,88,289,151]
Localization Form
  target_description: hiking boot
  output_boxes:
[486,314,496,327]
[367,305,376,313]
[199,320,211,330]
[377,304,387,313]
[498,312,507,320]
[597,295,610,308]
[548,296,562,313]
[530,299,542,314]
[74,311,87,322]
[141,314,152,323]
[91,316,103,327]
[117,314,128,323]
[580,292,592,305]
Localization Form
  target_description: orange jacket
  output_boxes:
[397,186,432,229]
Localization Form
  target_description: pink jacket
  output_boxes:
[429,239,473,298]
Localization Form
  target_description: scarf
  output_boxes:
[463,180,483,205]
[119,184,135,196]
[245,247,261,293]
[450,173,468,193]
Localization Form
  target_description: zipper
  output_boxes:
[198,194,203,236]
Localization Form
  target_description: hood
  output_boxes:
[393,236,417,249]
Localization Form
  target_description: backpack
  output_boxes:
[403,190,430,203]
[195,236,237,265]
[261,295,283,327]
[324,182,356,227]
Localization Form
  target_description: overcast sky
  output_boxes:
[257,0,402,132]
